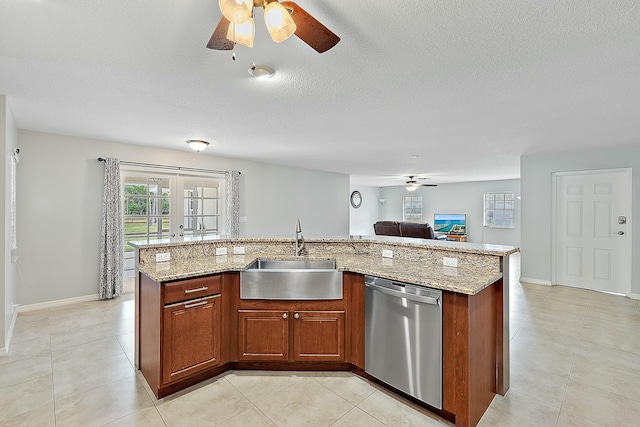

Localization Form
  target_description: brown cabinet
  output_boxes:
[139,273,229,398]
[162,294,221,384]
[293,310,345,361]
[238,310,289,360]
[237,308,346,362]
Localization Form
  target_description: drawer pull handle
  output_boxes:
[294,312,300,319]
[184,301,208,309]
[282,313,288,319]
[184,286,208,294]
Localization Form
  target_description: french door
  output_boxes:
[122,171,225,274]
[554,169,631,294]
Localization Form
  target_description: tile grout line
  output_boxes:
[220,373,300,427]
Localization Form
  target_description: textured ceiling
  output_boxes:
[1,0,640,186]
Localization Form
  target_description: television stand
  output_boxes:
[446,234,467,242]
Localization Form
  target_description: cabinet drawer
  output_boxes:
[164,275,222,304]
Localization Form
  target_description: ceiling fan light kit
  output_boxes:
[405,176,437,191]
[264,1,297,42]
[208,1,340,54]
[219,0,253,24]
[227,17,255,47]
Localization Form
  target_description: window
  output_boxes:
[403,195,423,222]
[484,192,515,228]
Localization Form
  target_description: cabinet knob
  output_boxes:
[282,313,288,319]
[294,312,300,319]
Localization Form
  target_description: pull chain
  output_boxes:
[231,23,236,61]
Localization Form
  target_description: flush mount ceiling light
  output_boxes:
[208,0,340,54]
[186,140,210,152]
[248,63,275,78]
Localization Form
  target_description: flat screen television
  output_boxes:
[433,213,467,235]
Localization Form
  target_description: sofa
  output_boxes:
[373,221,436,239]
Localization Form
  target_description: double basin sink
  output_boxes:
[240,258,343,300]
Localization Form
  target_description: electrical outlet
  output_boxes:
[382,249,393,258]
[233,246,245,254]
[155,252,170,262]
[215,247,228,256]
[443,257,458,267]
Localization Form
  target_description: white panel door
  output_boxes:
[556,171,630,293]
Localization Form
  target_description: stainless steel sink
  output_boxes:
[240,258,342,300]
[249,259,337,270]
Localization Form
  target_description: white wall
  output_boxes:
[521,146,640,296]
[349,185,380,236]
[16,130,349,305]
[380,180,521,247]
[1,96,18,352]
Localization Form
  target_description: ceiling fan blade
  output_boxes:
[206,16,234,50]
[421,184,438,187]
[280,1,340,53]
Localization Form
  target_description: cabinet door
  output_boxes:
[292,311,345,362]
[238,310,289,361]
[162,295,221,385]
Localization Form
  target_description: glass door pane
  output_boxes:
[181,178,221,238]
[123,174,173,276]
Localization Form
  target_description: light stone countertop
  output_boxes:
[131,235,519,257]
[138,253,504,295]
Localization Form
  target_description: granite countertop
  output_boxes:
[130,235,519,257]
[138,253,504,295]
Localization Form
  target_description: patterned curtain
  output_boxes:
[99,158,124,299]
[225,170,240,237]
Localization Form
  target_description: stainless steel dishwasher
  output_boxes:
[364,275,443,409]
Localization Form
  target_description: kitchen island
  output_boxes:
[133,236,518,427]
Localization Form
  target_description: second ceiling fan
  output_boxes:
[406,176,437,191]
[207,0,340,53]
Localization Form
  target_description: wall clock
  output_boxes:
[350,191,362,208]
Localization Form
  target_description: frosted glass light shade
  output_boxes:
[264,2,296,42]
[219,0,252,24]
[406,184,419,192]
[226,17,255,47]
[187,140,210,152]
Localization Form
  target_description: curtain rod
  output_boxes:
[97,158,240,176]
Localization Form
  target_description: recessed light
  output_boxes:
[248,64,275,79]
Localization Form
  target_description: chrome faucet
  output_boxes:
[295,219,306,256]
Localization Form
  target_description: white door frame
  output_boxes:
[551,168,633,295]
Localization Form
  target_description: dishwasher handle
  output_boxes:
[365,282,441,305]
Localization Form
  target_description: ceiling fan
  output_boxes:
[207,0,340,53]
[405,176,437,191]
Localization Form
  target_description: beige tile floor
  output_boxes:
[1,254,639,426]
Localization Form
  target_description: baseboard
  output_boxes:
[15,294,99,313]
[519,277,552,286]
[0,306,19,358]
[630,293,640,301]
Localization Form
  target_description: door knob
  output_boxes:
[294,313,300,319]
[282,313,288,319]
[614,231,625,235]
